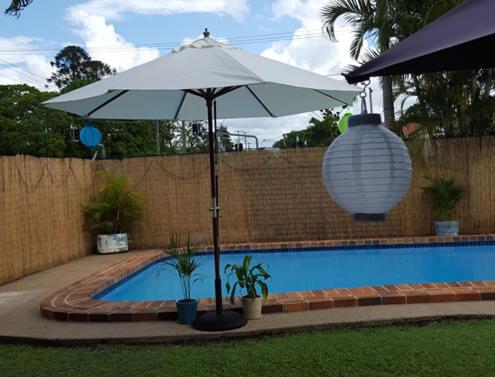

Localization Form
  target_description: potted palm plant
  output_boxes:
[422,177,466,236]
[165,234,202,325]
[224,255,271,320]
[85,174,144,254]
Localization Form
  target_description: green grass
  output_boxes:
[2,320,495,377]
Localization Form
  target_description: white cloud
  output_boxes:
[229,0,371,143]
[66,0,249,72]
[225,113,316,148]
[67,8,159,72]
[0,37,54,90]
[68,0,249,21]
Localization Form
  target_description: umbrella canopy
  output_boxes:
[43,32,359,331]
[345,0,495,84]
[44,37,358,119]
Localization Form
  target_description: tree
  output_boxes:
[321,0,471,130]
[218,125,234,152]
[391,1,495,139]
[322,0,396,128]
[47,46,115,90]
[0,84,84,157]
[5,0,32,16]
[273,109,341,148]
[396,70,495,139]
[0,84,181,159]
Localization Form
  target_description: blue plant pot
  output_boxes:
[434,221,460,236]
[176,299,199,325]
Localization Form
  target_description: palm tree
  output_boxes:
[5,0,33,16]
[321,0,396,127]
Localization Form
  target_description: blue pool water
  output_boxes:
[96,244,495,302]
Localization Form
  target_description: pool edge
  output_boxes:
[40,235,495,322]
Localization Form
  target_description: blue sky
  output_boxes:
[3,0,300,55]
[1,0,369,144]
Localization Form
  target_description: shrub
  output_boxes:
[85,174,143,234]
[422,177,465,221]
[224,255,270,303]
[164,233,202,301]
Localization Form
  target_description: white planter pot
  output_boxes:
[241,296,263,320]
[434,221,460,236]
[97,233,128,254]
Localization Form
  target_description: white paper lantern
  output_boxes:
[322,114,412,221]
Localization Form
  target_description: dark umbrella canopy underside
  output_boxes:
[345,0,495,84]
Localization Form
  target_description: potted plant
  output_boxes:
[422,177,466,236]
[224,255,271,320]
[85,174,144,254]
[165,234,202,325]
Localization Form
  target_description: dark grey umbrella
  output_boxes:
[345,0,495,84]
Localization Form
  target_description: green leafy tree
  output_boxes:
[321,0,463,128]
[170,121,203,153]
[218,125,234,152]
[47,46,115,90]
[392,1,495,139]
[0,84,84,157]
[273,109,340,149]
[61,79,96,94]
[95,120,176,158]
[0,84,179,158]
[396,70,495,139]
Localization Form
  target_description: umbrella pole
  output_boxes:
[193,91,247,331]
[207,97,223,316]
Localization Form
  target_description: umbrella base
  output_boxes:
[193,311,247,332]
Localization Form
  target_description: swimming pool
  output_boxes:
[96,243,495,302]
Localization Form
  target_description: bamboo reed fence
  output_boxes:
[1,137,494,285]
[0,156,95,285]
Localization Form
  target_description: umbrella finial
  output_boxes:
[203,28,210,38]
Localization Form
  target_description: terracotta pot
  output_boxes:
[241,296,262,320]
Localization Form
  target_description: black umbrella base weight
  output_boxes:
[193,311,247,332]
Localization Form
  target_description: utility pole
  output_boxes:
[155,120,160,155]
[181,121,187,153]
[368,87,374,113]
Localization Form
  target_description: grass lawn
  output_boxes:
[2,319,495,377]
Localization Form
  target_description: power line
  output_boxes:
[0,28,352,85]
[0,57,47,85]
[0,71,25,84]
[0,27,353,56]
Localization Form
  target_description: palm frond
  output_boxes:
[5,0,33,16]
[322,0,375,44]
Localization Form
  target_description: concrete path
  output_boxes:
[1,250,495,345]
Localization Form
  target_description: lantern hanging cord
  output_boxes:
[359,80,370,114]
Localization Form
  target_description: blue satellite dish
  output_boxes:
[80,122,102,149]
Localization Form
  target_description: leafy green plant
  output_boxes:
[422,177,466,221]
[84,174,144,234]
[224,255,271,304]
[165,234,202,301]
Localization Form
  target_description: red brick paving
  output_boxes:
[39,235,495,321]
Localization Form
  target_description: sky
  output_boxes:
[0,0,382,146]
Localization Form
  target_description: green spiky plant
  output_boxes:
[224,255,271,304]
[422,177,465,221]
[85,174,144,234]
[165,233,202,301]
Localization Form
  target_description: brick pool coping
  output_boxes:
[40,234,495,322]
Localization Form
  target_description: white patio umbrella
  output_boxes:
[44,29,359,331]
